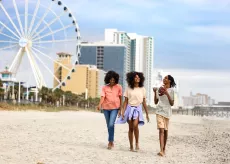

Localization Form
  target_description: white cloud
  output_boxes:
[172,0,230,10]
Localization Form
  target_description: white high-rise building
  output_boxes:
[104,29,154,106]
[113,31,131,78]
[128,34,154,105]
[104,29,118,43]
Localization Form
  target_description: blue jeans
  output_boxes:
[103,109,119,142]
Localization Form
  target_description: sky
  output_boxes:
[66,0,230,70]
[0,0,230,103]
[65,0,230,102]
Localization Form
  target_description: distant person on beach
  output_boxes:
[153,75,176,157]
[116,71,149,152]
[97,71,122,150]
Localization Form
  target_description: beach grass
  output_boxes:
[0,102,99,112]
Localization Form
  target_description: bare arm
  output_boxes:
[154,91,159,105]
[153,88,159,105]
[122,97,128,114]
[119,96,122,109]
[142,98,149,115]
[117,96,123,117]
[143,98,150,122]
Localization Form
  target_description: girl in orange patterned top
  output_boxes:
[97,70,122,150]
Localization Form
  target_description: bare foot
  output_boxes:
[157,152,164,157]
[129,146,134,152]
[135,143,140,151]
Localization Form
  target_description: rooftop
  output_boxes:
[56,52,72,56]
[217,102,230,106]
[0,67,12,74]
[0,70,12,74]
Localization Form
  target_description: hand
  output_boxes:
[153,87,157,93]
[118,109,121,118]
[96,105,101,111]
[121,113,125,120]
[146,115,150,123]
[158,87,165,96]
[162,88,168,95]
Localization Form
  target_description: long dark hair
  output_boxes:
[126,71,145,89]
[168,75,176,88]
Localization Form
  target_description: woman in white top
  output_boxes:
[117,71,149,152]
[153,75,176,157]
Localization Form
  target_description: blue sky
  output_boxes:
[67,0,230,70]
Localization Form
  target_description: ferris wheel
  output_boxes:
[0,0,81,90]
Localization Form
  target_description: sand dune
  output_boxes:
[0,111,229,164]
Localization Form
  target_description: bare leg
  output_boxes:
[163,130,168,154]
[133,118,139,150]
[158,128,165,156]
[128,120,134,151]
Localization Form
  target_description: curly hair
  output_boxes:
[126,71,145,89]
[104,70,119,84]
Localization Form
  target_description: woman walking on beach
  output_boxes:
[117,71,149,151]
[153,75,176,156]
[97,71,122,150]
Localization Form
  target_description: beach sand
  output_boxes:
[0,111,229,164]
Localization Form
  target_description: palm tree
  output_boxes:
[87,97,98,108]
[29,92,34,101]
[38,87,65,106]
[0,79,3,87]
[46,88,56,105]
[5,82,24,101]
[0,79,4,101]
[53,88,64,106]
[7,86,13,100]
[64,91,74,106]
[39,86,49,103]
[78,93,86,108]
[92,97,100,108]
[87,97,93,108]
[0,88,4,101]
[72,94,80,107]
